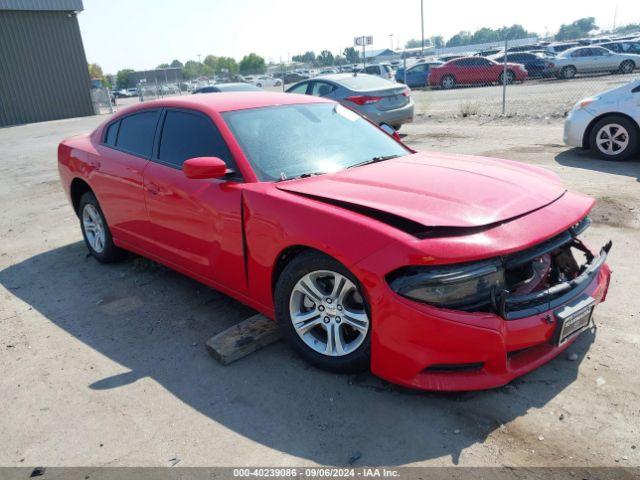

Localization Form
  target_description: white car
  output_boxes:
[251,76,282,87]
[359,64,394,80]
[564,79,640,160]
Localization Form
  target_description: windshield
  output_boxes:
[222,103,409,181]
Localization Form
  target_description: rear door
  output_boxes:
[93,109,160,247]
[142,108,246,291]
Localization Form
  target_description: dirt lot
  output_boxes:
[1,89,639,467]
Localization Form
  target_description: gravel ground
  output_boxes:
[1,94,639,467]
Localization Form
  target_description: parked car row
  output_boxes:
[391,41,640,89]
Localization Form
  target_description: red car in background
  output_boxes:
[58,93,610,391]
[428,56,529,89]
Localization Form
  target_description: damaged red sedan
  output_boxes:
[58,93,611,391]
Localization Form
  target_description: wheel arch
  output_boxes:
[582,112,640,149]
[271,245,326,296]
[70,177,93,216]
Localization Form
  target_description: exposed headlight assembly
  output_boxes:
[387,260,506,310]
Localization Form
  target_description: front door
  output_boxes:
[143,108,246,292]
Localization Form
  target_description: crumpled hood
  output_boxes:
[276,151,566,229]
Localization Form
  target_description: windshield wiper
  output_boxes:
[276,171,326,182]
[347,154,400,169]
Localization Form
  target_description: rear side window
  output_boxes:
[287,82,309,94]
[310,81,335,97]
[117,110,160,157]
[104,121,119,146]
[158,110,235,169]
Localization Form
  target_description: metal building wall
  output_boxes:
[0,9,94,127]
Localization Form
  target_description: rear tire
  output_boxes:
[588,115,639,161]
[440,75,456,89]
[79,191,126,263]
[618,60,635,74]
[274,251,371,374]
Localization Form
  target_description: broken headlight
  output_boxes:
[387,260,506,310]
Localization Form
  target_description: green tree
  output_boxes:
[216,56,238,75]
[431,35,444,49]
[88,63,104,80]
[203,55,218,71]
[239,53,266,74]
[115,68,134,89]
[556,17,597,41]
[614,23,640,34]
[170,59,183,68]
[317,50,334,67]
[343,47,359,64]
[182,60,202,79]
[292,51,316,64]
[404,38,423,48]
[446,31,472,47]
[157,63,170,68]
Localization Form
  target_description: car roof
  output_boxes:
[108,92,333,117]
[315,73,398,91]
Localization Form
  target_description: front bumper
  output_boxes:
[362,243,612,391]
[564,108,595,148]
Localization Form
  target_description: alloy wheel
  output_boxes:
[441,76,455,89]
[620,61,634,74]
[289,270,369,357]
[596,123,629,156]
[82,204,106,253]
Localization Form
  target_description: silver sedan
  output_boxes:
[552,46,640,79]
[286,73,414,130]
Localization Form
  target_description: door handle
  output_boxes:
[147,183,160,195]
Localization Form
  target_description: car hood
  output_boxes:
[276,151,566,229]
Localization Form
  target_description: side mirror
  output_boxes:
[380,123,401,142]
[183,157,228,179]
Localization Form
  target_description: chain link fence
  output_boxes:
[395,36,640,119]
[91,34,640,122]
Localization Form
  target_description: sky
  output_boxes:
[78,0,640,74]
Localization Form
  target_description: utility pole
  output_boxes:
[362,36,366,68]
[389,34,394,49]
[197,54,202,63]
[420,0,425,56]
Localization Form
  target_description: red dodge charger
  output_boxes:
[428,57,529,89]
[58,93,611,391]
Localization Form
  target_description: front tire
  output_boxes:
[589,115,639,161]
[79,191,125,263]
[560,65,577,79]
[274,251,371,373]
